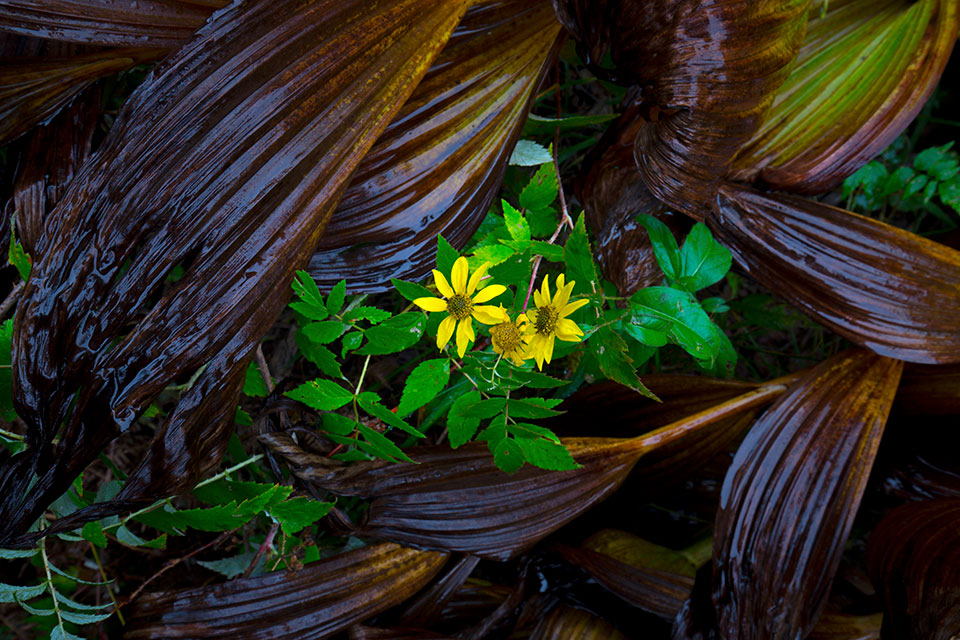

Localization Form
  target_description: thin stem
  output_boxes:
[0,280,24,321]
[242,522,278,579]
[89,542,125,625]
[38,530,65,632]
[255,345,275,394]
[0,427,24,441]
[354,355,371,396]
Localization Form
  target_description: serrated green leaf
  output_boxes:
[514,368,569,389]
[0,582,46,603]
[15,596,52,616]
[514,438,580,471]
[592,325,657,399]
[46,561,113,585]
[530,241,564,262]
[343,306,390,325]
[53,591,112,611]
[392,278,434,302]
[473,243,516,267]
[939,179,960,213]
[302,320,345,345]
[447,391,482,449]
[58,608,114,625]
[464,398,507,419]
[915,142,958,181]
[8,221,31,282]
[357,313,424,356]
[285,379,353,411]
[397,359,450,418]
[502,200,531,244]
[0,547,37,560]
[81,522,107,549]
[507,422,561,443]
[519,162,559,211]
[357,392,425,438]
[50,625,85,640]
[564,213,598,294]
[522,112,619,134]
[193,480,292,508]
[325,280,347,316]
[355,423,413,463]
[508,398,563,419]
[509,139,552,166]
[437,235,460,275]
[493,438,525,473]
[290,270,327,320]
[235,407,253,426]
[637,214,681,282]
[340,331,363,357]
[0,318,15,422]
[242,362,269,398]
[294,331,342,378]
[197,551,262,579]
[270,497,334,535]
[676,222,732,292]
[115,526,148,547]
[527,206,558,238]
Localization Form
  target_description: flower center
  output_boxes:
[535,305,558,335]
[490,322,522,354]
[447,294,473,320]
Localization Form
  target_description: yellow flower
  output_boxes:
[520,273,588,370]
[489,312,530,367]
[414,256,507,357]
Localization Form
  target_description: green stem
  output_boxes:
[0,427,24,441]
[38,527,65,632]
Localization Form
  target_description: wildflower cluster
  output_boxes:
[413,257,587,369]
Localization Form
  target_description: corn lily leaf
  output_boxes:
[530,605,628,640]
[733,0,960,193]
[127,542,449,639]
[395,555,480,629]
[687,349,902,640]
[555,0,810,218]
[895,363,960,415]
[807,612,882,640]
[0,43,159,146]
[308,0,561,292]
[261,383,788,561]
[0,0,226,48]
[867,498,960,640]
[711,183,960,364]
[0,0,470,546]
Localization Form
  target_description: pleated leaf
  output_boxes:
[733,0,960,193]
[127,542,449,639]
[867,498,960,640]
[701,349,902,640]
[710,183,960,364]
[0,0,469,546]
[530,605,628,640]
[308,0,561,292]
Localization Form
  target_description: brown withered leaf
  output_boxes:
[689,349,902,640]
[868,498,960,640]
[732,0,959,193]
[895,363,960,416]
[807,612,882,640]
[557,0,810,217]
[0,44,159,146]
[710,183,960,364]
[262,382,788,561]
[395,555,481,628]
[530,604,628,640]
[127,542,449,639]
[307,0,561,292]
[10,82,99,257]
[0,0,226,48]
[0,0,471,546]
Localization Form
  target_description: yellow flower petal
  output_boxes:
[558,297,589,318]
[542,334,555,364]
[556,318,583,341]
[455,318,474,357]
[414,296,447,312]
[553,278,574,309]
[437,315,456,350]
[433,269,454,298]
[555,273,566,292]
[533,288,544,307]
[467,262,490,295]
[540,275,551,304]
[471,283,506,304]
[472,305,507,325]
[451,256,469,294]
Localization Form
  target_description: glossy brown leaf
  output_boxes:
[307,0,560,292]
[395,555,480,628]
[867,498,960,639]
[556,0,810,218]
[0,44,159,146]
[262,383,788,561]
[0,0,470,546]
[732,0,959,193]
[710,183,960,364]
[530,604,628,640]
[691,349,902,640]
[807,613,882,640]
[127,542,449,639]
[0,0,226,48]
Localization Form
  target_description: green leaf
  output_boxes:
[50,627,86,640]
[53,591,112,611]
[270,497,334,535]
[519,162,558,211]
[302,320,345,345]
[564,213,598,294]
[472,243,516,267]
[843,161,888,201]
[502,200,531,244]
[357,312,424,355]
[242,362,269,398]
[57,609,114,625]
[355,423,413,463]
[81,522,107,549]
[194,480,292,508]
[325,280,347,316]
[322,413,358,436]
[631,287,731,367]
[637,214,681,282]
[392,278,434,303]
[509,139,552,166]
[676,222,732,292]
[197,551,262,579]
[1,318,16,421]
[530,241,564,262]
[592,325,657,399]
[46,562,114,585]
[464,398,507,419]
[14,597,52,616]
[914,142,958,181]
[357,392,425,438]
[290,270,328,320]
[0,547,37,560]
[522,112,619,134]
[514,438,580,471]
[341,331,363,357]
[508,398,563,419]
[527,206,558,238]
[397,359,450,418]
[0,582,46,604]
[447,391,482,448]
[437,235,460,276]
[235,407,253,426]
[115,526,148,547]
[285,379,353,411]
[939,178,960,213]
[882,165,915,197]
[343,306,390,325]
[8,220,31,282]
[493,438,525,473]
[294,331,342,378]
